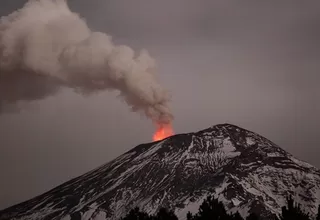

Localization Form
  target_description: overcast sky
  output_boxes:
[0,0,319,210]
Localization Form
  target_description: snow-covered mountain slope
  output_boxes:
[1,124,320,220]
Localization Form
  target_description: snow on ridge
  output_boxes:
[267,152,283,157]
[221,138,241,158]
[236,164,320,217]
[289,156,315,169]
[82,208,96,220]
[175,138,194,166]
[133,142,163,161]
[222,138,235,152]
[61,215,71,220]
[246,137,256,146]
[232,198,242,206]
[94,211,107,220]
[3,124,320,220]
[11,206,66,220]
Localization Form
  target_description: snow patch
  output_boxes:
[92,211,107,220]
[82,208,95,220]
[133,142,163,161]
[290,156,314,169]
[267,152,282,157]
[232,198,242,206]
[246,137,255,146]
[222,138,236,153]
[61,215,71,220]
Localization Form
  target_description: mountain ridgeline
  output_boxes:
[0,124,320,220]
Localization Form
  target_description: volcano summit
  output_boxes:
[1,124,320,220]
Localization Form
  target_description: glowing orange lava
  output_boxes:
[153,124,174,141]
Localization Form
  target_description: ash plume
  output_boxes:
[0,0,173,125]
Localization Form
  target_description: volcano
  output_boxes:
[1,124,320,220]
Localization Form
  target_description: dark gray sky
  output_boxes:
[0,0,319,210]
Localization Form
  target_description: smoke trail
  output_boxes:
[0,0,173,125]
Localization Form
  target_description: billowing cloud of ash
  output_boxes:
[0,0,173,125]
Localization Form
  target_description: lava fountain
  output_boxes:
[153,124,174,141]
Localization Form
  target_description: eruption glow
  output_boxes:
[153,124,174,141]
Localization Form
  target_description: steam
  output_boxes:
[0,0,173,125]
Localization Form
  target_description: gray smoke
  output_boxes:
[0,0,173,125]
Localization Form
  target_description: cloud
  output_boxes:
[0,0,173,125]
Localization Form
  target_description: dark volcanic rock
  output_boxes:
[1,124,320,220]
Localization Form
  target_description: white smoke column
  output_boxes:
[0,0,173,125]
